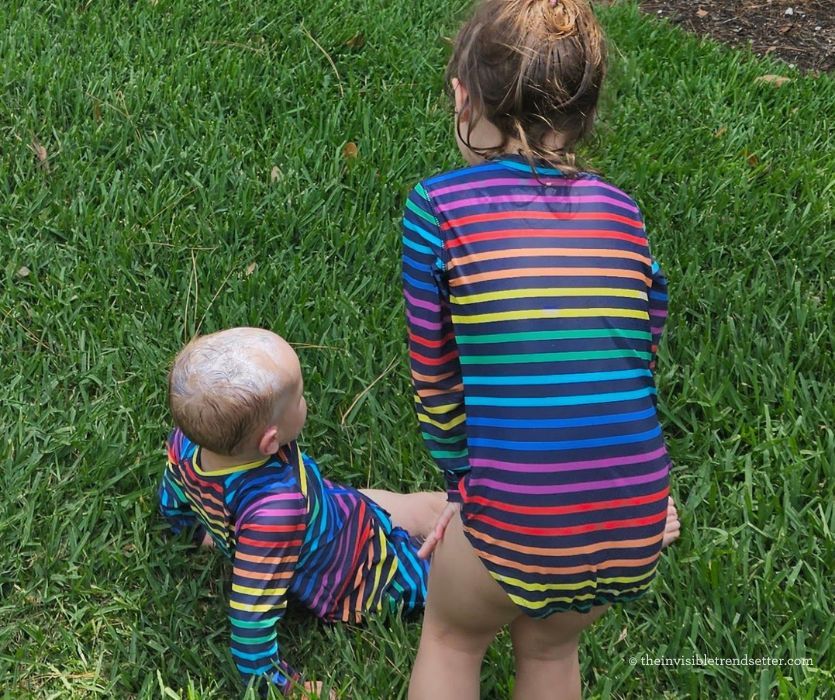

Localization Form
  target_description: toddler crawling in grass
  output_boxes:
[159,326,443,696]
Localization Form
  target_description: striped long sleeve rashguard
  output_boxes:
[402,155,671,616]
[159,429,428,694]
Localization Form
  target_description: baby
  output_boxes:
[159,327,443,696]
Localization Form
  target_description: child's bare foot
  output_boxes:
[360,489,445,540]
[662,496,680,548]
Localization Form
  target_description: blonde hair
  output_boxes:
[447,0,606,174]
[168,328,284,455]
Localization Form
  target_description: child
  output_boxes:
[158,327,443,696]
[401,1,680,698]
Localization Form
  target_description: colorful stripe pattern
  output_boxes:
[159,429,428,693]
[402,155,670,616]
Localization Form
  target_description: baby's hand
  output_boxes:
[200,531,215,548]
[300,680,336,699]
[417,502,461,559]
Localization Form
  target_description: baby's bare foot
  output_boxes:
[662,496,680,548]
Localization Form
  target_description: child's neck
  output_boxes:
[499,132,568,158]
[199,446,267,472]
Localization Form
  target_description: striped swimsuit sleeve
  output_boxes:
[159,437,200,537]
[229,494,306,694]
[648,257,668,371]
[402,183,469,501]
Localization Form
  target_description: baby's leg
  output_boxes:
[509,605,609,700]
[359,489,445,539]
[408,513,518,700]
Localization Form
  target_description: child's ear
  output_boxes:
[452,78,470,120]
[258,426,281,456]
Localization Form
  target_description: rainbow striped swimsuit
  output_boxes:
[159,429,428,693]
[402,155,670,616]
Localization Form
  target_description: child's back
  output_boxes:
[405,156,669,617]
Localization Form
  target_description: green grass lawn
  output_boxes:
[1,0,833,697]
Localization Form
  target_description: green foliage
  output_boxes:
[1,0,832,697]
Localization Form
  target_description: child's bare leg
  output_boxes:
[510,605,609,700]
[662,496,681,548]
[359,489,445,539]
[408,512,518,700]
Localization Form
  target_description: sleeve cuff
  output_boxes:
[445,474,465,503]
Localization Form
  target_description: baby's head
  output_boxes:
[168,327,307,457]
[447,0,606,171]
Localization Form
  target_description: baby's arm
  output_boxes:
[230,494,306,695]
[158,439,202,539]
[402,184,469,502]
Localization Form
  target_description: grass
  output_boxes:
[1,0,833,697]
